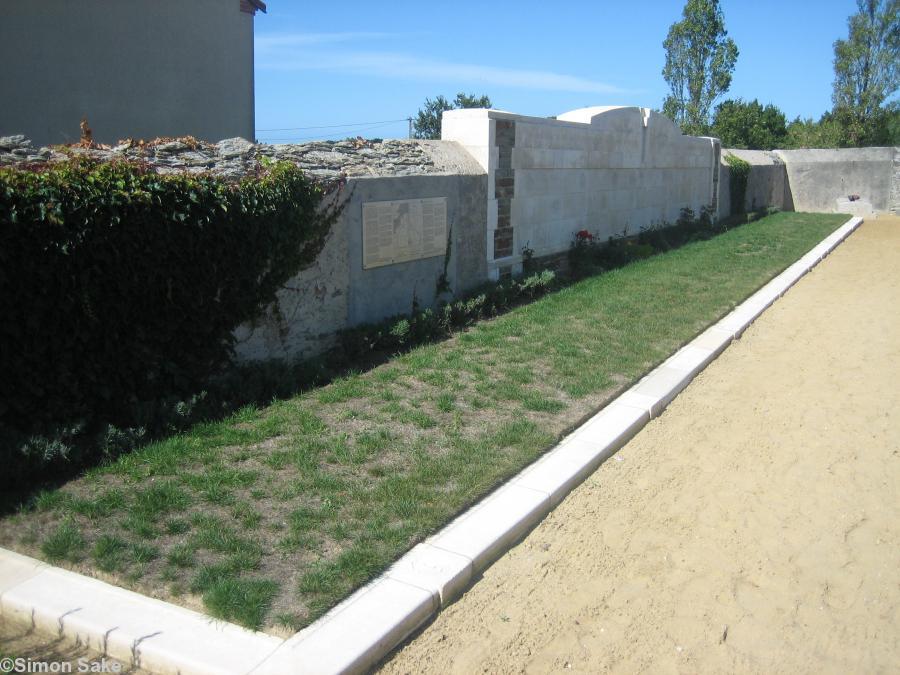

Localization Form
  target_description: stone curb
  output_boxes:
[0,548,283,674]
[0,216,863,674]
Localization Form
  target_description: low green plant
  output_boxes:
[337,269,557,359]
[568,206,721,278]
[41,518,85,562]
[201,576,280,630]
[521,241,536,273]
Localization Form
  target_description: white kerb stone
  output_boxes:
[0,547,47,595]
[630,365,695,416]
[513,401,650,504]
[513,450,597,507]
[385,543,473,606]
[252,578,436,675]
[615,390,659,416]
[690,326,734,356]
[0,562,283,675]
[571,401,649,451]
[663,344,716,378]
[427,484,550,571]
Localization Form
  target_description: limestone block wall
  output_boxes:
[442,107,718,278]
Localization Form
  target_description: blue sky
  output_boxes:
[253,0,860,142]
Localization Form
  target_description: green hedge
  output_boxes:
[0,158,342,486]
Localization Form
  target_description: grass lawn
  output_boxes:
[0,212,848,634]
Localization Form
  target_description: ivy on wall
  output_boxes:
[724,152,751,215]
[0,157,344,484]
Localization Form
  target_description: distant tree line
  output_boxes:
[410,1,897,150]
[662,0,899,149]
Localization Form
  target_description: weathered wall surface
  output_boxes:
[233,204,351,362]
[774,147,896,213]
[443,107,718,278]
[0,0,257,146]
[233,154,487,362]
[4,101,898,364]
[0,131,488,364]
[717,146,898,217]
[346,174,487,325]
[718,149,788,216]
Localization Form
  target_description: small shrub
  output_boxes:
[521,241,535,273]
[568,205,727,278]
[337,269,558,359]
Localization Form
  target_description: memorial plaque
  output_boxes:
[362,197,448,269]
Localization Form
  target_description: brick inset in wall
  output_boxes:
[493,120,516,259]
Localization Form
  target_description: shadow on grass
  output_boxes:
[0,207,777,516]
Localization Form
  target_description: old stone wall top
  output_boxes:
[0,135,485,180]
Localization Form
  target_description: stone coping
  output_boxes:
[0,217,863,674]
[0,134,484,181]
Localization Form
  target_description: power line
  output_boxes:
[258,120,408,143]
[256,118,408,132]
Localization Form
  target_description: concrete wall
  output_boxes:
[773,148,896,213]
[717,146,898,217]
[234,173,488,362]
[718,149,789,216]
[443,106,719,278]
[0,0,257,146]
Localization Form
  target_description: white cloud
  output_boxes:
[256,35,628,94]
[255,32,396,49]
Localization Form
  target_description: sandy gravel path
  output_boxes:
[381,217,900,675]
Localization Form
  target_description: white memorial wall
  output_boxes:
[442,106,720,278]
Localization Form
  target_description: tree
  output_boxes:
[412,92,492,140]
[784,115,845,149]
[832,0,900,146]
[711,99,788,149]
[662,0,739,136]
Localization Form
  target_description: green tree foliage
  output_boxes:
[832,0,900,146]
[412,92,492,140]
[783,106,900,149]
[711,99,788,149]
[662,0,739,136]
[784,115,846,148]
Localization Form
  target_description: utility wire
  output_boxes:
[256,118,408,132]
[258,120,408,143]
